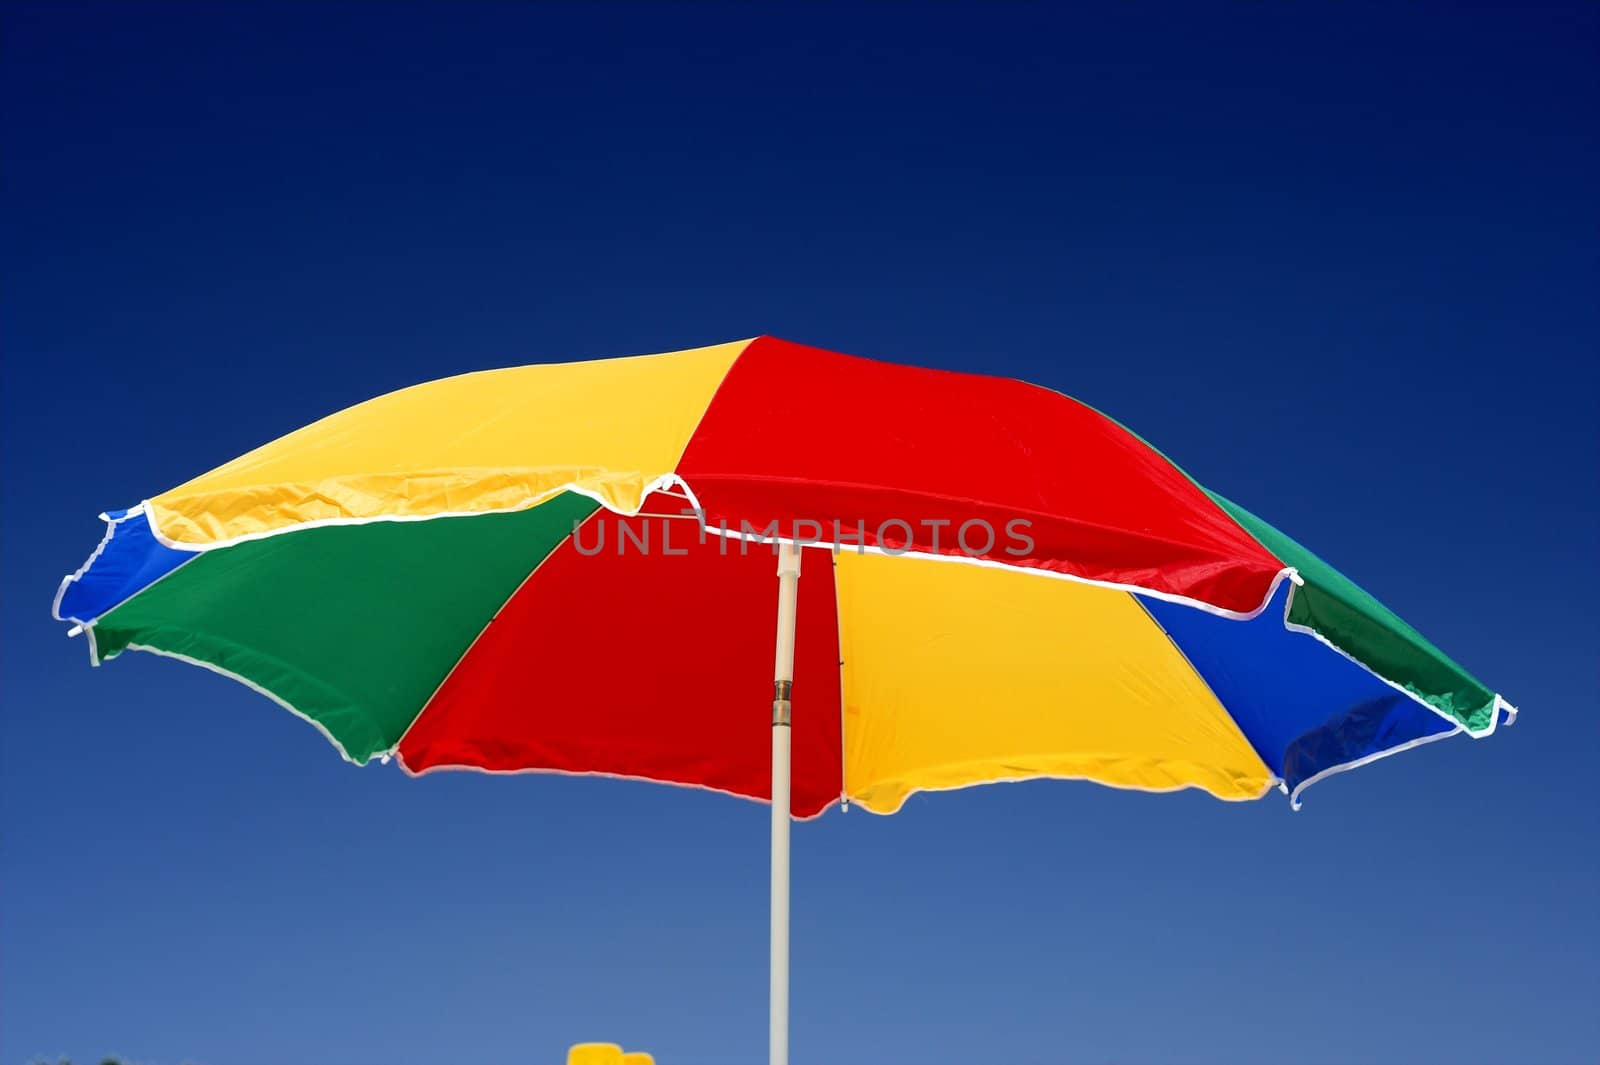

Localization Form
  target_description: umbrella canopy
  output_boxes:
[53,335,1516,1064]
[53,335,1512,812]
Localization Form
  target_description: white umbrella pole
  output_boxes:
[770,540,800,1065]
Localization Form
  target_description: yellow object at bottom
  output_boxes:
[835,551,1274,812]
[566,1043,654,1065]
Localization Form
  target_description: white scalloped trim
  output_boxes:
[62,480,1514,813]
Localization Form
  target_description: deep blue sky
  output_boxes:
[2,4,1596,1064]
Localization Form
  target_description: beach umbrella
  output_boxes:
[53,336,1515,1065]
